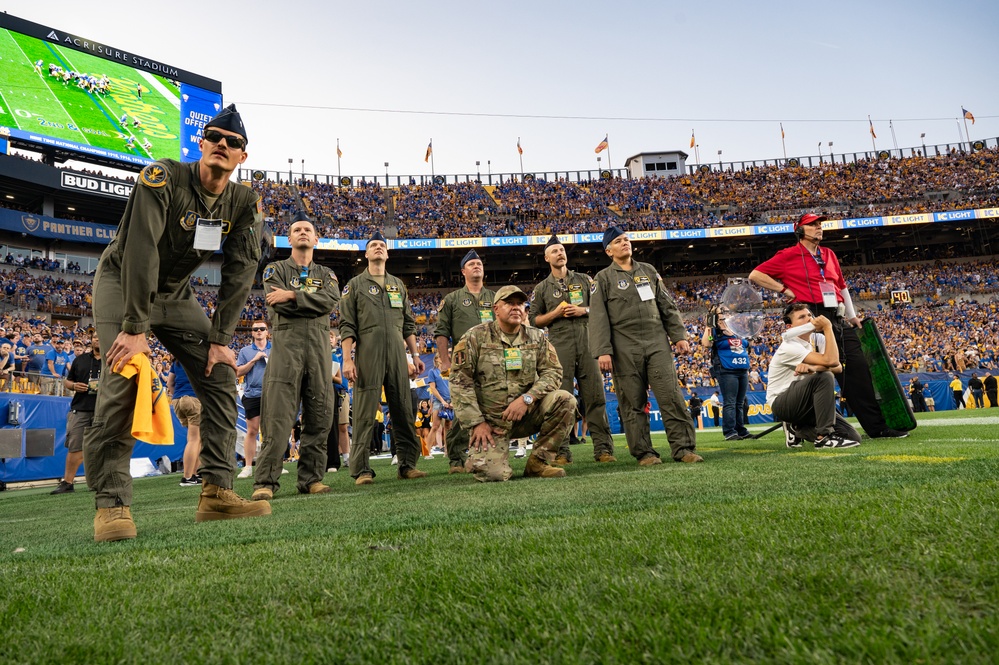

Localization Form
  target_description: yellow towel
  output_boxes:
[118,354,174,445]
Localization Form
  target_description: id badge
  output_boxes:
[503,348,523,371]
[193,218,223,251]
[819,281,838,308]
[479,308,494,322]
[634,275,654,302]
[568,285,584,306]
[388,292,403,308]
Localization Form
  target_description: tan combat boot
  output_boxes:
[94,506,137,542]
[524,456,567,479]
[553,455,572,466]
[355,473,374,486]
[447,465,467,475]
[680,452,704,463]
[596,453,618,463]
[638,455,663,466]
[398,468,428,480]
[251,488,273,501]
[196,484,271,522]
[306,482,331,494]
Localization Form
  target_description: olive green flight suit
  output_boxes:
[588,261,696,462]
[450,321,574,482]
[339,269,422,478]
[433,285,496,468]
[254,258,340,494]
[530,270,614,461]
[84,159,262,508]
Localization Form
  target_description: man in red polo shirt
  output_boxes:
[749,213,908,439]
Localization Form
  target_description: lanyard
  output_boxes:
[810,248,827,280]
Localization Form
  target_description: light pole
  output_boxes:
[384,162,389,187]
[920,132,926,156]
[301,158,305,181]
[817,141,822,160]
[287,158,293,183]
[487,160,491,184]
[828,141,833,163]
[476,160,480,182]
[717,150,722,169]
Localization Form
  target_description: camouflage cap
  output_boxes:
[494,285,528,303]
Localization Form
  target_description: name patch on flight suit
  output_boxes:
[302,277,324,294]
[386,284,403,308]
[503,348,523,371]
[568,284,584,305]
[634,275,654,302]
[479,300,493,322]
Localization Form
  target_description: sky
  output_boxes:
[5,0,998,179]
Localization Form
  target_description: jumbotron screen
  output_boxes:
[0,14,222,167]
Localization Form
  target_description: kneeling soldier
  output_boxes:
[450,285,574,482]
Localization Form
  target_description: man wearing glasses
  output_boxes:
[236,320,271,478]
[83,104,271,542]
[251,211,340,500]
[749,213,908,439]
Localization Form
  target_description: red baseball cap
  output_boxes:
[795,213,827,230]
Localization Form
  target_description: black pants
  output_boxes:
[326,389,342,470]
[772,372,860,442]
[803,305,888,436]
[953,390,965,409]
[987,389,998,408]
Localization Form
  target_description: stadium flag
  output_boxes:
[690,130,696,148]
[780,123,785,140]
[337,145,343,158]
[594,135,609,154]
[963,107,975,124]
[425,140,433,162]
[869,117,877,139]
[517,138,523,155]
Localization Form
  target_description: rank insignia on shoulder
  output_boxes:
[262,265,275,281]
[140,164,167,188]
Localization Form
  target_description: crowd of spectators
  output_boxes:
[226,148,999,239]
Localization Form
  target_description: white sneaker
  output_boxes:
[424,455,434,460]
[281,468,289,475]
[515,446,526,459]
[391,455,398,465]
[237,465,253,479]
[327,467,338,472]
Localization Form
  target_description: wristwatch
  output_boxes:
[585,307,590,315]
[521,393,534,405]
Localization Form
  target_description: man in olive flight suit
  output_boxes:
[588,225,703,466]
[340,231,428,485]
[251,211,340,500]
[450,285,573,482]
[83,104,271,542]
[530,234,615,465]
[434,249,496,473]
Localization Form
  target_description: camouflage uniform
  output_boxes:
[84,159,262,507]
[450,321,574,482]
[434,285,496,469]
[254,258,340,494]
[530,270,614,461]
[588,260,697,461]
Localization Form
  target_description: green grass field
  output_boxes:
[0,29,181,161]
[1,410,996,664]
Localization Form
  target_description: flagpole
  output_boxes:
[962,109,971,150]
[518,136,523,176]
[337,138,342,187]
[606,135,612,171]
[780,123,787,160]
[890,120,899,152]
[430,138,435,179]
[868,115,877,151]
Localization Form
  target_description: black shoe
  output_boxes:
[874,428,909,439]
[782,423,802,448]
[179,476,201,487]
[50,480,75,495]
[739,433,754,440]
[724,433,742,441]
[815,434,860,449]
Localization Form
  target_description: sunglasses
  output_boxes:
[202,129,246,150]
[252,327,267,332]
